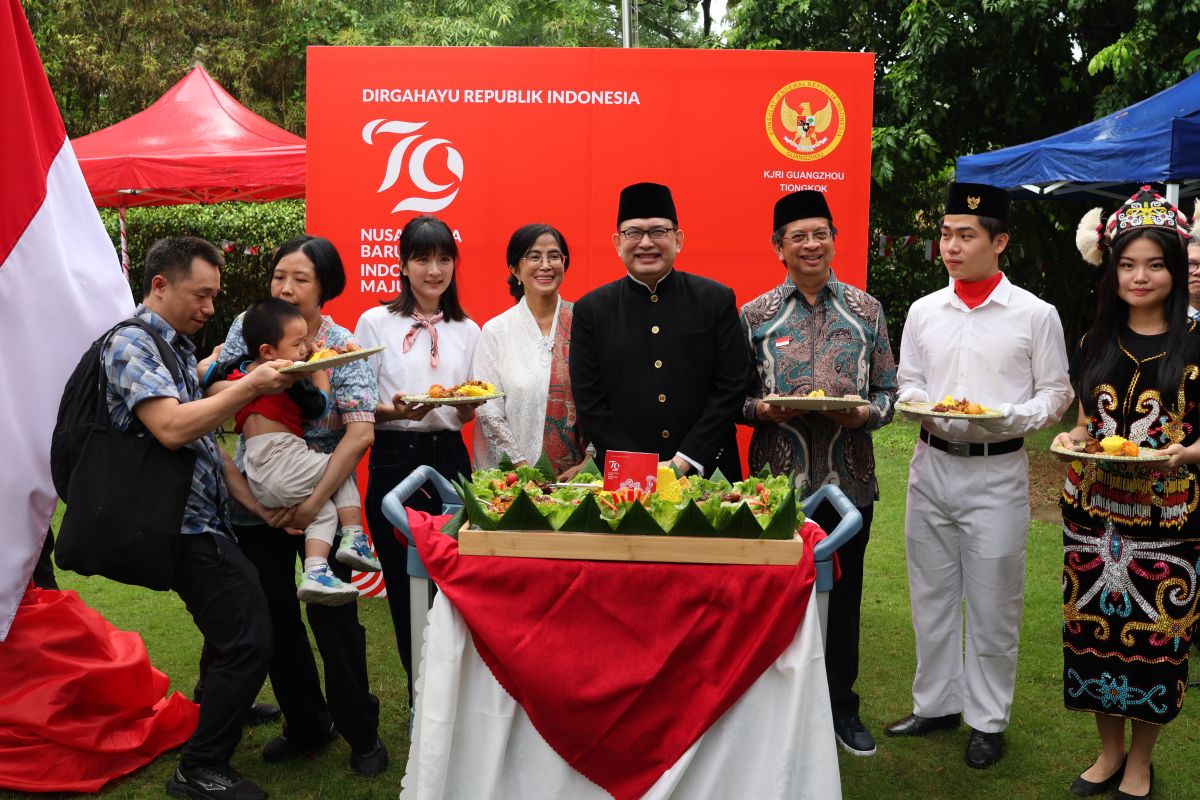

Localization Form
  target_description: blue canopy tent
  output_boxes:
[956,71,1200,205]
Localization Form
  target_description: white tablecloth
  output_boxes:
[400,593,841,800]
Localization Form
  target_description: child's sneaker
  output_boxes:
[297,565,358,606]
[335,531,382,572]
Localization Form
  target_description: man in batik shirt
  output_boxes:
[740,189,897,758]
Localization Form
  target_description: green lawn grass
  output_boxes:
[7,419,1200,798]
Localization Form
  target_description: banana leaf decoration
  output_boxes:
[758,485,798,540]
[612,499,664,536]
[556,492,608,533]
[667,500,720,537]
[494,488,550,531]
[456,477,500,531]
[456,458,806,540]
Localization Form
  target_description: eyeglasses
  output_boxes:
[522,252,565,266]
[1189,260,1200,273]
[619,226,676,241]
[782,229,833,245]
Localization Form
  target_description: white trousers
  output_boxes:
[243,432,360,547]
[903,439,1030,733]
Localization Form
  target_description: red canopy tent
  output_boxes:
[72,65,305,268]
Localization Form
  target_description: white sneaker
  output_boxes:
[297,565,358,606]
[335,531,382,572]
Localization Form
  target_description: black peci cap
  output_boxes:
[945,181,1010,220]
[617,182,678,226]
[773,190,833,232]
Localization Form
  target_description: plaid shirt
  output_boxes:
[103,305,230,537]
[740,272,898,507]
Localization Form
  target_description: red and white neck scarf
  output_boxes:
[403,310,443,367]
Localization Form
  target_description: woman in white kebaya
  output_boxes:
[472,223,587,478]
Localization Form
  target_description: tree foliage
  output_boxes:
[26,1,708,139]
[100,201,307,357]
[726,0,1200,348]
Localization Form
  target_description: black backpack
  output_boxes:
[51,318,197,590]
[51,318,180,496]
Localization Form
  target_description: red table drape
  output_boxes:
[407,512,819,800]
[0,587,198,793]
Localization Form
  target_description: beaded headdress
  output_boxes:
[1076,185,1190,266]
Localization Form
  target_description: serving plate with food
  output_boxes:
[896,396,1004,420]
[1050,435,1170,463]
[279,345,386,373]
[763,390,869,411]
[400,380,505,405]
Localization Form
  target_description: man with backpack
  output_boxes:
[99,237,295,800]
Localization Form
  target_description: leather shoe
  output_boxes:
[884,712,961,737]
[243,702,281,727]
[261,721,338,762]
[349,737,388,777]
[1114,763,1154,799]
[1071,758,1125,796]
[965,728,1003,769]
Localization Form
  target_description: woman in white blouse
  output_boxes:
[472,223,587,479]
[354,215,479,705]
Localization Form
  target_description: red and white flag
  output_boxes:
[0,0,134,640]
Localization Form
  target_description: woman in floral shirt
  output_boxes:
[215,235,387,776]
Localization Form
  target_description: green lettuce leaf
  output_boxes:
[556,492,611,533]
[644,493,685,531]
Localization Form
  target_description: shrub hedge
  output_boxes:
[99,200,307,358]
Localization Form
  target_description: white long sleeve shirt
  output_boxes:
[471,298,557,468]
[354,305,480,432]
[897,276,1073,442]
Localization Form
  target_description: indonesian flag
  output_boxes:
[0,0,134,640]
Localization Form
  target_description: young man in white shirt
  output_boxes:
[886,182,1073,768]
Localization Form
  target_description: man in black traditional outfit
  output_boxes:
[571,182,746,479]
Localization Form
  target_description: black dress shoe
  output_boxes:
[1071,758,1126,796]
[243,702,281,727]
[965,728,1003,769]
[884,712,962,737]
[349,738,388,777]
[261,721,338,762]
[1114,763,1154,799]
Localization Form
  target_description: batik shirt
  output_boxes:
[103,305,230,537]
[740,272,897,507]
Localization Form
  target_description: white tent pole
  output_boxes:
[1167,181,1180,206]
[118,206,129,278]
[620,0,632,47]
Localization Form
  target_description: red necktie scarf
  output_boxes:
[402,310,443,367]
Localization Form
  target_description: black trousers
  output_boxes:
[32,525,57,590]
[173,533,272,768]
[234,521,380,753]
[811,501,874,720]
[363,429,471,705]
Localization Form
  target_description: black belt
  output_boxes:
[920,428,1023,457]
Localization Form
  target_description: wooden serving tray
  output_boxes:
[457,527,805,565]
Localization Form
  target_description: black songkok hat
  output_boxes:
[617,182,678,226]
[773,190,833,232]
[944,181,1010,220]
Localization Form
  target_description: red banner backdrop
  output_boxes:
[307,46,874,484]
